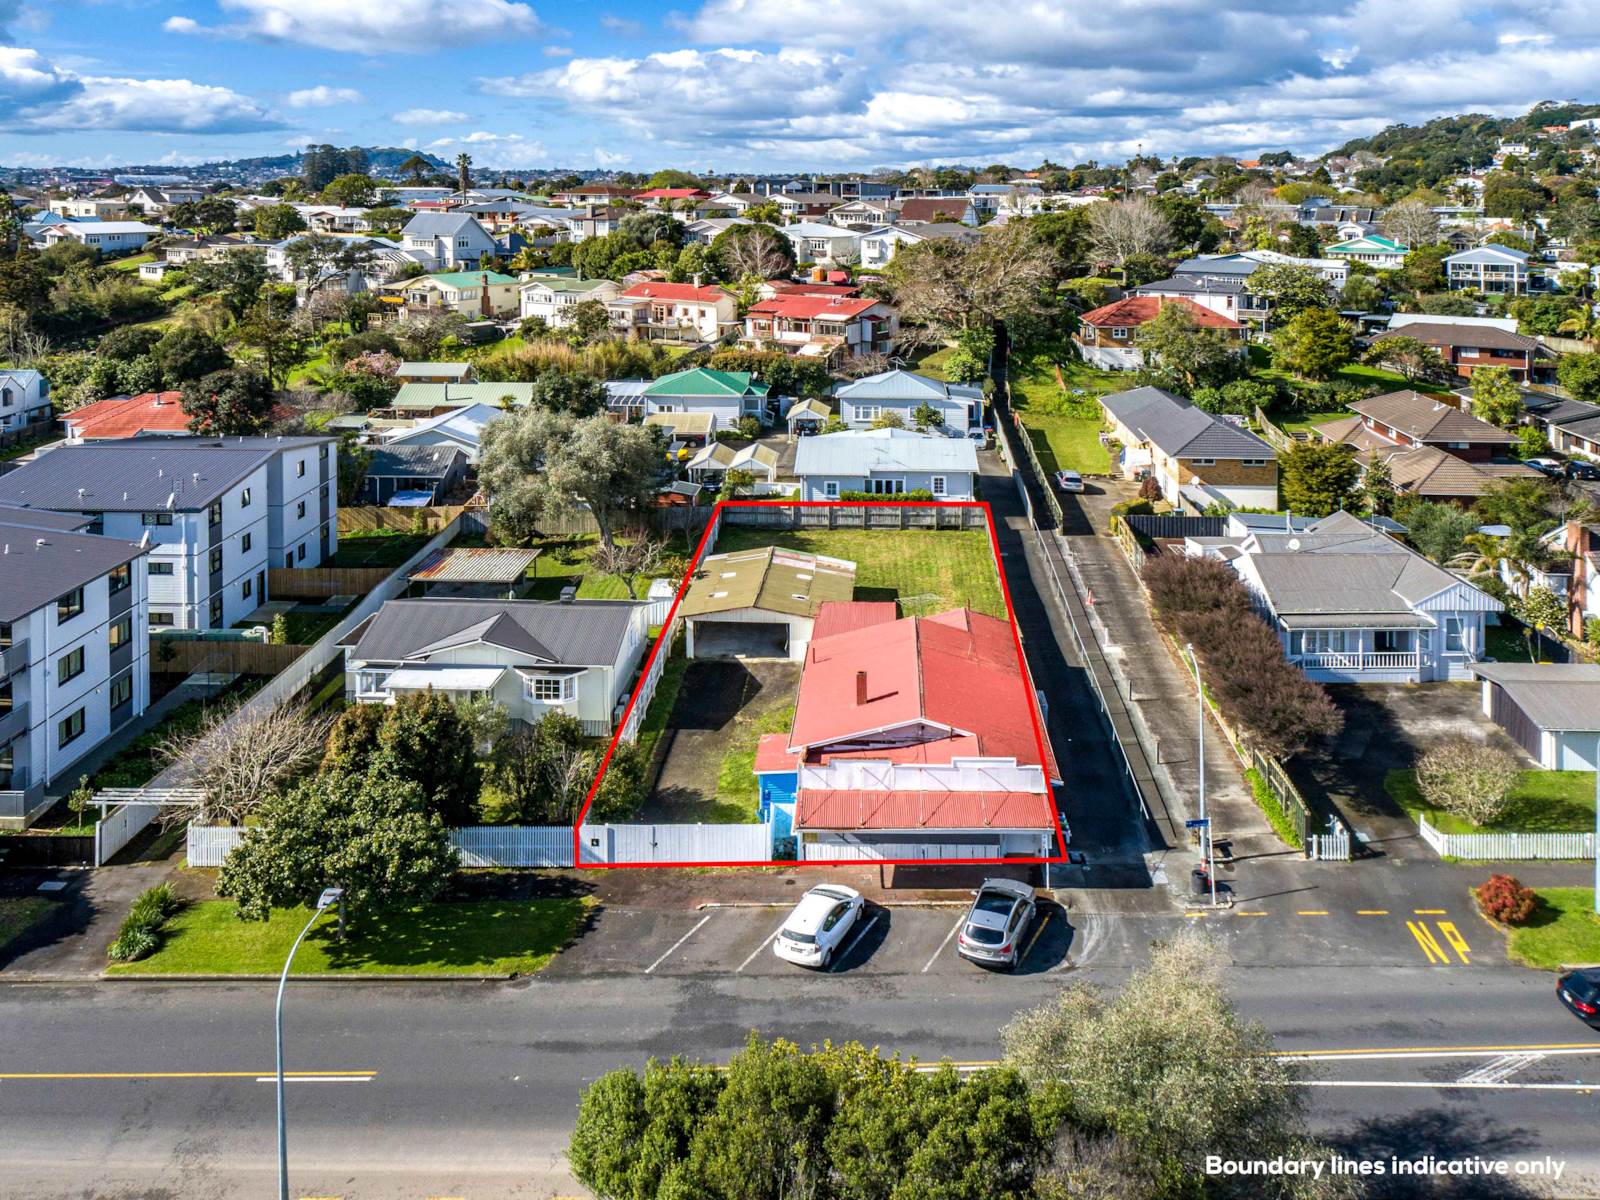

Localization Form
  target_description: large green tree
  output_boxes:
[153,325,232,384]
[1558,352,1600,405]
[1133,302,1243,391]
[1279,441,1360,516]
[186,250,269,320]
[179,367,275,435]
[1470,365,1524,428]
[252,203,307,240]
[1271,307,1354,380]
[1248,263,1329,325]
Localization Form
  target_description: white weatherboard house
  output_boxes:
[1188,511,1502,683]
[833,370,984,437]
[1,506,149,825]
[518,276,623,326]
[794,428,979,499]
[382,403,507,466]
[400,213,498,271]
[344,598,650,737]
[0,369,50,430]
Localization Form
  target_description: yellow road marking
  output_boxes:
[0,1070,375,1081]
[1184,911,1207,918]
[1438,920,1471,964]
[1236,911,1268,916]
[1407,920,1449,964]
[1297,910,1329,916]
[1414,908,1446,915]
[1357,909,1389,915]
[1018,913,1051,965]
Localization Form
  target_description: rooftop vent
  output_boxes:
[559,585,577,604]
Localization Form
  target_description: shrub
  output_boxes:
[1137,476,1162,501]
[1587,617,1600,650]
[1476,874,1537,925]
[1243,768,1303,849]
[107,883,184,963]
[840,489,936,501]
[108,927,159,963]
[1415,737,1520,827]
[126,883,179,928]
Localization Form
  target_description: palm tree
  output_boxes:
[1450,530,1548,595]
[456,153,472,198]
[397,154,432,184]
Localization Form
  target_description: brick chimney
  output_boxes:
[855,671,868,706]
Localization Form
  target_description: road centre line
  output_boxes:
[254,1076,372,1084]
[1357,910,1389,915]
[1303,1080,1595,1092]
[923,914,966,973]
[737,919,790,972]
[1414,909,1447,915]
[1296,910,1329,916]
[829,914,880,971]
[1236,911,1268,917]
[0,1070,376,1082]
[644,914,713,974]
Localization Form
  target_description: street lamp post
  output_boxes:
[1186,643,1217,907]
[277,887,344,1200]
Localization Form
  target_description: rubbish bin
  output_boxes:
[1189,867,1209,898]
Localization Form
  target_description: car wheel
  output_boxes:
[820,947,833,969]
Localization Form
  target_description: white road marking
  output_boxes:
[923,915,965,973]
[1457,1053,1547,1084]
[737,920,790,972]
[829,914,879,972]
[1303,1080,1595,1092]
[1279,1047,1600,1063]
[643,914,712,974]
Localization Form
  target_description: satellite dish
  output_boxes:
[1287,537,1302,551]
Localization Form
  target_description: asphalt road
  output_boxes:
[4,901,1598,1200]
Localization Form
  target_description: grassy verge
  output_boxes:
[1385,768,1596,835]
[1500,888,1600,970]
[0,896,55,956]
[1007,352,1117,476]
[713,527,1005,618]
[714,705,796,823]
[1246,345,1411,394]
[1243,767,1304,850]
[107,897,588,977]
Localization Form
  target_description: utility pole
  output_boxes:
[1188,642,1217,907]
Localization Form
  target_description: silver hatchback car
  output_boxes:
[956,878,1037,969]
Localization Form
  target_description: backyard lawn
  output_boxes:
[1385,768,1596,835]
[713,527,1006,618]
[108,897,588,977]
[1006,351,1116,476]
[714,705,796,823]
[1502,888,1600,970]
[327,531,433,568]
[522,534,683,602]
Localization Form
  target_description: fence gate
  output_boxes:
[1307,818,1352,861]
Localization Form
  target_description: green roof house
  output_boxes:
[1324,235,1408,269]
[639,368,773,433]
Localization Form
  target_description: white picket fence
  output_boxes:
[619,622,678,745]
[188,820,773,867]
[1416,815,1596,860]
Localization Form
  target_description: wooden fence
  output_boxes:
[1252,405,1300,452]
[155,639,307,677]
[1125,514,1229,540]
[720,503,988,531]
[1416,815,1595,861]
[267,566,393,597]
[338,505,472,534]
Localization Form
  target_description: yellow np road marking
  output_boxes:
[1408,920,1449,964]
[0,1070,376,1082]
[1438,920,1471,964]
[1236,911,1268,917]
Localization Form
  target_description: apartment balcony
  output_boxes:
[0,638,27,677]
[0,701,28,744]
[0,764,47,828]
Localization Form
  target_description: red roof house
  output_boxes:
[742,294,897,361]
[1074,296,1244,371]
[633,187,713,203]
[62,391,188,440]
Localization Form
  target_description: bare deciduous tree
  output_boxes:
[588,535,670,600]
[158,700,335,828]
[1415,736,1521,827]
[1087,198,1174,273]
[717,224,793,279]
[1379,199,1441,249]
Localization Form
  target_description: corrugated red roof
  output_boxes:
[810,600,897,642]
[621,282,732,303]
[633,187,711,200]
[896,197,971,223]
[63,392,186,439]
[1080,295,1241,330]
[754,732,795,774]
[747,295,881,321]
[797,789,1052,830]
[764,281,862,298]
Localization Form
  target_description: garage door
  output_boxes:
[689,620,789,658]
[1557,732,1600,772]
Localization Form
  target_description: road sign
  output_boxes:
[1185,818,1210,829]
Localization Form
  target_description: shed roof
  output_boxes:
[679,545,856,619]
[1470,663,1600,732]
[406,547,541,584]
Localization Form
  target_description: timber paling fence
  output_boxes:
[719,504,987,530]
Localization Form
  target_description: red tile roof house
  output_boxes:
[753,602,1062,860]
[605,281,739,344]
[741,294,898,363]
[1073,296,1244,371]
[61,391,187,441]
[632,187,714,208]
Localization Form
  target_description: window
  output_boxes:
[869,478,906,495]
[141,512,174,526]
[56,587,84,623]
[57,646,85,684]
[242,578,253,600]
[931,475,947,496]
[823,480,840,499]
[240,488,252,507]
[108,563,131,593]
[1111,326,1128,339]
[1445,616,1465,653]
[209,597,223,625]
[208,502,221,527]
[297,458,307,478]
[1190,458,1215,467]
[209,547,223,575]
[529,675,575,702]
[109,673,133,709]
[57,707,85,748]
[1292,629,1348,655]
[109,616,132,651]
[296,500,307,519]
[150,611,176,627]
[148,561,174,576]
[1242,458,1268,467]
[297,543,307,562]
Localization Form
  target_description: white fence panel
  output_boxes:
[1417,816,1595,860]
[186,823,247,867]
[619,623,678,745]
[451,825,574,868]
[580,822,772,864]
[94,801,160,865]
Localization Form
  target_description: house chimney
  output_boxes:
[855,670,868,706]
[692,272,703,289]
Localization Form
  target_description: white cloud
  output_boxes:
[170,0,543,53]
[23,74,282,134]
[424,129,546,167]
[0,44,81,116]
[287,85,364,108]
[543,45,573,57]
[599,15,641,35]
[393,107,469,125]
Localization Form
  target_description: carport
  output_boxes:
[686,618,791,659]
[678,544,857,662]
[1472,662,1600,770]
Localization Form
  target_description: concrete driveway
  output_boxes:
[1285,681,1536,854]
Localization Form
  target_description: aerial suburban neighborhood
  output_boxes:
[7,3,1600,1198]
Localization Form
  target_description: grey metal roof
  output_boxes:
[407,547,542,584]
[401,213,485,238]
[348,598,643,667]
[1471,663,1600,732]
[1136,274,1249,296]
[0,505,90,533]
[364,444,465,478]
[0,516,146,623]
[0,443,275,512]
[794,427,978,475]
[1526,397,1600,424]
[1101,387,1276,460]
[833,369,982,403]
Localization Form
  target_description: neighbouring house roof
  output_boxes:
[1378,444,1538,497]
[519,276,617,295]
[1523,396,1600,425]
[679,545,856,619]
[0,514,146,624]
[0,442,280,512]
[618,281,732,304]
[1100,386,1275,461]
[797,788,1053,831]
[1347,390,1516,445]
[794,427,978,476]
[384,403,506,451]
[1470,663,1600,732]
[414,270,518,289]
[61,391,187,439]
[810,599,899,641]
[644,411,715,437]
[895,197,972,223]
[1445,244,1530,265]
[401,213,488,239]
[396,361,472,380]
[390,382,536,409]
[833,369,982,404]
[1325,235,1407,254]
[1135,274,1250,297]
[746,295,881,321]
[1372,322,1539,354]
[1080,295,1242,331]
[643,368,770,399]
[786,398,832,420]
[633,187,711,200]
[347,598,643,667]
[406,547,542,585]
[364,443,465,479]
[1557,413,1600,441]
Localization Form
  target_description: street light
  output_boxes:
[1185,643,1217,908]
[277,886,343,1200]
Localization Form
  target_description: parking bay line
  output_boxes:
[923,914,966,973]
[1017,914,1051,967]
[737,919,790,973]
[644,913,713,974]
[829,914,880,972]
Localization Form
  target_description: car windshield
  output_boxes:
[964,923,1005,945]
[1568,974,1600,1001]
[782,928,816,945]
[973,891,1015,917]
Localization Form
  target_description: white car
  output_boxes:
[772,884,864,968]
[1055,469,1084,493]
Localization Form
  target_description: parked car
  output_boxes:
[773,884,864,968]
[1558,968,1600,1028]
[1566,460,1600,481]
[1055,469,1084,493]
[956,878,1037,969]
[1525,457,1563,475]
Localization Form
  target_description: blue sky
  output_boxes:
[3,0,1600,172]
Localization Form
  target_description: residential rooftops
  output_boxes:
[794,427,979,475]
[346,598,644,667]
[0,512,146,624]
[0,441,287,512]
[1348,390,1516,445]
[1469,663,1600,732]
[679,545,856,619]
[1101,386,1275,460]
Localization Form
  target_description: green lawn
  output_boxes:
[1007,351,1116,476]
[909,345,958,381]
[327,531,433,568]
[110,252,155,272]
[1485,620,1563,665]
[1503,888,1600,970]
[714,705,796,823]
[108,898,588,977]
[1246,345,1411,393]
[1385,768,1597,835]
[1269,409,1348,436]
[0,896,55,956]
[713,528,1005,618]
[522,535,678,602]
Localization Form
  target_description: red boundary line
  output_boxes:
[572,499,1068,868]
